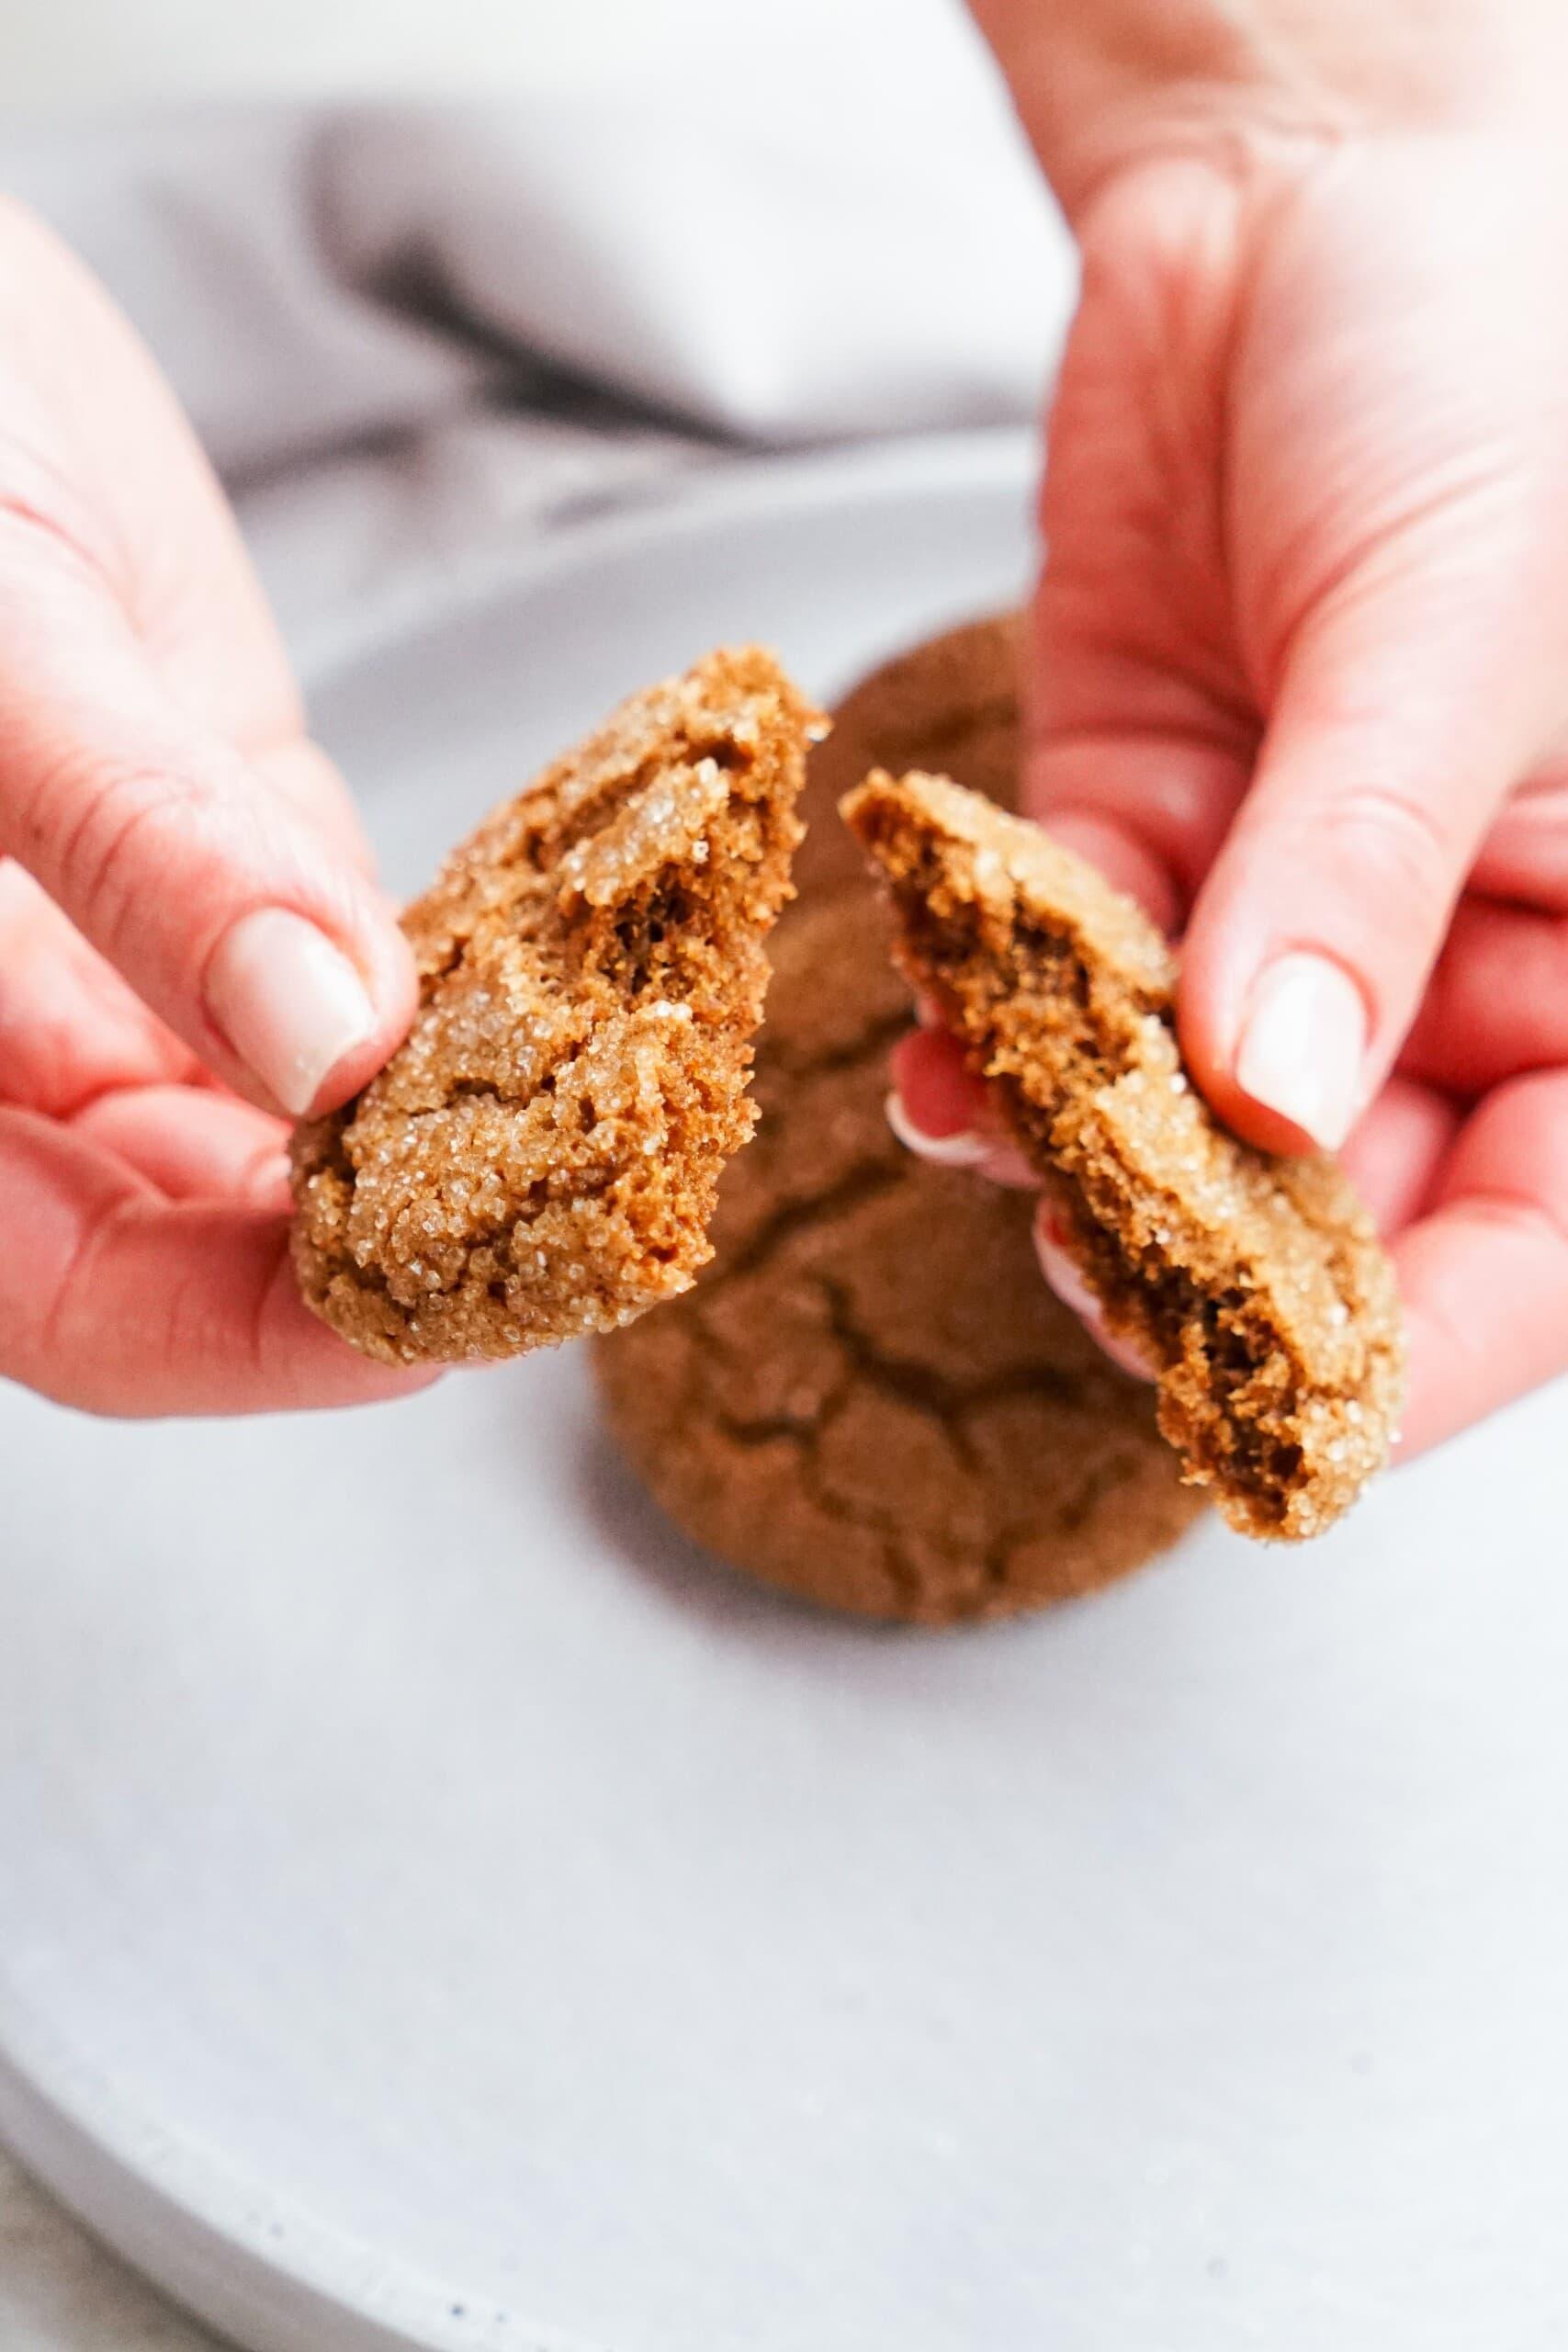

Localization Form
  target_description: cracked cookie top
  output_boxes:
[842,768,1405,1542]
[290,648,821,1363]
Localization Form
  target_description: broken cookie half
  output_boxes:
[842,768,1404,1542]
[291,648,821,1363]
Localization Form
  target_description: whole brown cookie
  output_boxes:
[593,619,1203,1623]
[291,649,819,1363]
[793,610,1026,903]
[842,768,1405,1542]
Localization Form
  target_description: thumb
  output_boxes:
[1178,567,1557,1154]
[0,530,415,1116]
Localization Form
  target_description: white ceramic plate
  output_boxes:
[2,433,1564,2352]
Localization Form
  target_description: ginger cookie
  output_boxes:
[594,618,1202,1623]
[793,610,1026,904]
[842,768,1404,1541]
[291,648,819,1364]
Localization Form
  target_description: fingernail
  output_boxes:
[206,909,377,1116]
[247,1149,295,1209]
[886,1090,990,1168]
[1032,1209,1154,1381]
[1235,953,1367,1150]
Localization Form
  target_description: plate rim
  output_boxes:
[296,424,1035,690]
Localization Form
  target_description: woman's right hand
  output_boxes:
[904,6,1568,1458]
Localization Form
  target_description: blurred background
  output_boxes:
[4,0,945,102]
[0,0,1073,675]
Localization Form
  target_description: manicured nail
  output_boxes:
[247,1150,295,1209]
[1235,952,1367,1151]
[886,1090,990,1168]
[206,909,377,1116]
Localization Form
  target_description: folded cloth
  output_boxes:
[0,3,1075,659]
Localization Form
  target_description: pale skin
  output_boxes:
[0,202,427,1413]
[2,2,1566,1450]
[897,0,1568,1455]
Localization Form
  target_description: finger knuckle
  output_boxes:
[1318,779,1459,920]
[30,745,210,951]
